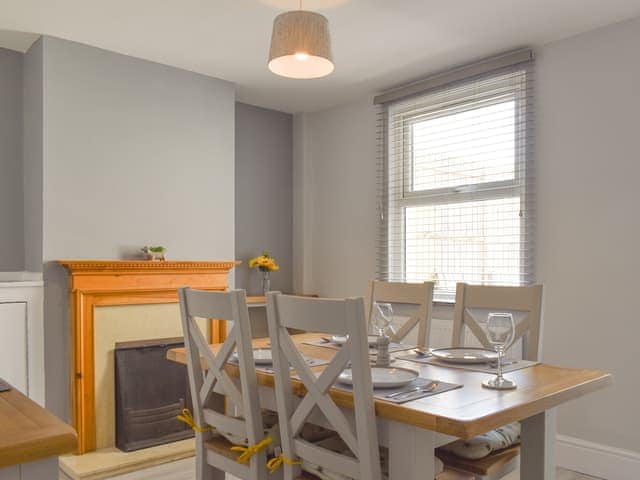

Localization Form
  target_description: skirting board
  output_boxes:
[556,434,640,480]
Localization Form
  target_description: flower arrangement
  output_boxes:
[249,251,279,295]
[248,251,280,272]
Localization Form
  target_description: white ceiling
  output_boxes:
[1,0,639,113]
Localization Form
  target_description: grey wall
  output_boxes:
[0,47,24,270]
[535,16,640,453]
[293,16,640,458]
[22,38,43,272]
[235,102,292,295]
[22,36,236,417]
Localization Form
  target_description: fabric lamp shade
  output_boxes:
[268,10,334,79]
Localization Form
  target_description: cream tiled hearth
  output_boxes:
[59,304,207,480]
[57,261,237,479]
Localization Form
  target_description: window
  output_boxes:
[378,63,534,302]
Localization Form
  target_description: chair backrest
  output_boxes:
[266,293,382,480]
[365,280,435,348]
[178,287,267,477]
[452,283,544,361]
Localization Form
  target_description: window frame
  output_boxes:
[385,69,531,302]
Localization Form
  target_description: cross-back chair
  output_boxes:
[439,283,544,480]
[452,283,544,361]
[266,292,382,480]
[365,280,435,348]
[179,287,272,480]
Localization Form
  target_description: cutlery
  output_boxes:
[386,381,438,399]
[413,348,431,357]
[489,360,518,368]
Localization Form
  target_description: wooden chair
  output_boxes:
[179,287,274,480]
[452,283,544,361]
[438,282,544,480]
[365,280,435,348]
[266,292,382,480]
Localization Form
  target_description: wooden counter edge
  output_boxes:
[0,388,77,468]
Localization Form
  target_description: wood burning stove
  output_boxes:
[115,337,194,451]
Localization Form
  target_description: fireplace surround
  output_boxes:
[58,260,238,454]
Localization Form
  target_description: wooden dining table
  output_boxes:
[167,332,611,480]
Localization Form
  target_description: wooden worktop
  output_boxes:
[0,384,77,468]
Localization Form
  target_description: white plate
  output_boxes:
[431,347,498,364]
[338,366,419,389]
[331,334,379,347]
[232,349,273,365]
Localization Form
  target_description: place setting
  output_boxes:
[331,365,461,404]
[228,348,331,373]
[395,313,539,387]
[304,302,417,354]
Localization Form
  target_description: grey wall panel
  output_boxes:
[0,47,24,270]
[235,102,292,295]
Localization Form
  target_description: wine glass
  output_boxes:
[372,302,394,337]
[482,312,517,390]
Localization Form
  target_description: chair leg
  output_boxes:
[195,436,225,480]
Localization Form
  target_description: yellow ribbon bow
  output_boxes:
[176,409,212,433]
[231,437,273,464]
[266,453,302,473]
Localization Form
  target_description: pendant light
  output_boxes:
[268,0,334,79]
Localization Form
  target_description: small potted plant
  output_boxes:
[248,251,279,295]
[141,246,167,261]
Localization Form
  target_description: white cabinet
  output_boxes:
[0,274,44,404]
[0,302,28,393]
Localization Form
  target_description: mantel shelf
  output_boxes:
[58,260,241,273]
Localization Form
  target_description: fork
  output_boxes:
[386,381,438,399]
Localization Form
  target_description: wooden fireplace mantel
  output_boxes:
[58,260,240,454]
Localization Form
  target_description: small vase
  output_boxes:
[261,270,271,296]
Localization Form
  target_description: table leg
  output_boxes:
[388,420,437,480]
[521,409,556,480]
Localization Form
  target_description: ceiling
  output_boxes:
[1,0,639,113]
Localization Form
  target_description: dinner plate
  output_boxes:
[231,349,273,365]
[331,334,379,347]
[338,366,419,389]
[431,347,498,364]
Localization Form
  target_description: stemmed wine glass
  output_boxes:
[372,302,394,337]
[482,312,517,390]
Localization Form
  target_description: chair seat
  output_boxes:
[435,444,520,476]
[204,435,246,462]
[436,469,475,479]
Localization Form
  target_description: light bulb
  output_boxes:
[295,52,309,61]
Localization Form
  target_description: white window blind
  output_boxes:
[376,56,534,302]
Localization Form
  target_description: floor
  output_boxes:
[98,458,604,480]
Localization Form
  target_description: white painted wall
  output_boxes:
[293,15,640,465]
[293,99,378,298]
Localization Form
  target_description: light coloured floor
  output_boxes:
[97,458,604,480]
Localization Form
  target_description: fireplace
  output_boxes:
[115,337,194,452]
[58,260,238,454]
